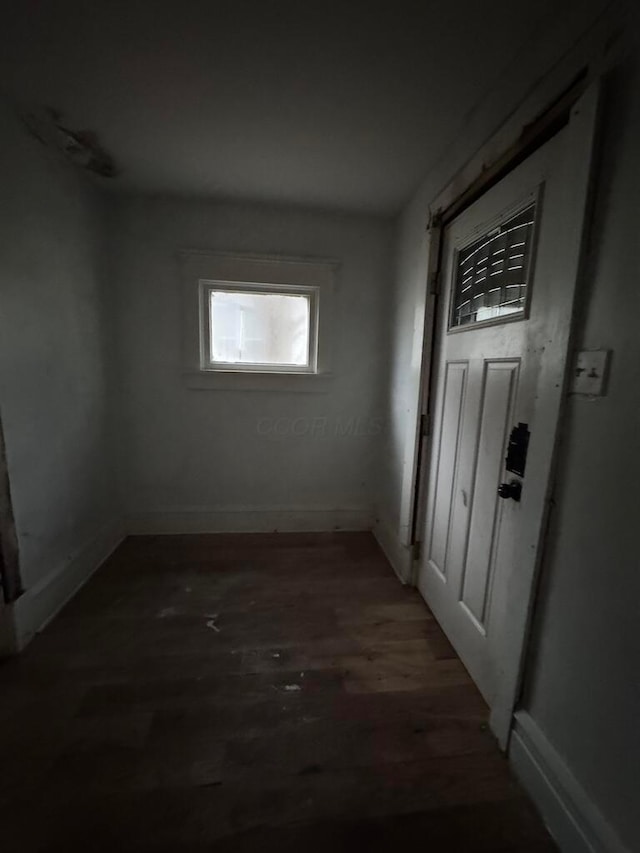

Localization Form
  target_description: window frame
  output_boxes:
[180,251,337,392]
[200,279,320,374]
[446,188,542,334]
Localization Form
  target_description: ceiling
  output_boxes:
[0,1,609,213]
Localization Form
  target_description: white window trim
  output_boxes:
[180,251,338,391]
[200,280,319,374]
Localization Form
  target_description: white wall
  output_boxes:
[110,195,393,533]
[0,101,122,649]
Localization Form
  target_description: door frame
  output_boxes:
[0,409,22,656]
[409,78,601,748]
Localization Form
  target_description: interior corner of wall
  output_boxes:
[374,512,413,584]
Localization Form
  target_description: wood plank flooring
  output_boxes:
[0,532,555,851]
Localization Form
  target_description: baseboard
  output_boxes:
[12,516,126,649]
[126,505,374,535]
[373,513,413,584]
[510,711,630,853]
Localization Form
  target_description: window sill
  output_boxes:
[183,370,334,393]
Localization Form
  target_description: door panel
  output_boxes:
[460,359,519,629]
[428,361,467,579]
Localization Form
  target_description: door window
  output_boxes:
[450,202,537,329]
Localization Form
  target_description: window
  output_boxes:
[181,252,336,390]
[450,202,537,329]
[203,283,318,373]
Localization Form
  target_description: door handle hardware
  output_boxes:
[498,480,522,502]
[505,423,530,477]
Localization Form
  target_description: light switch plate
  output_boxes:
[571,349,610,396]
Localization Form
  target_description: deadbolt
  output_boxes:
[498,480,522,502]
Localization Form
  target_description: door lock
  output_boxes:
[498,480,522,502]
[505,423,530,477]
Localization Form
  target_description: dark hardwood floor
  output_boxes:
[0,532,555,851]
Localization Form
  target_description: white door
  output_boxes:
[417,132,569,708]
